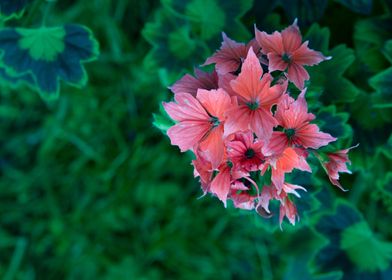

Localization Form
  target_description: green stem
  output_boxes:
[42,0,57,27]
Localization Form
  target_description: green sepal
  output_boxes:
[152,103,175,134]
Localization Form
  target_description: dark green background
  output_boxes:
[0,0,391,279]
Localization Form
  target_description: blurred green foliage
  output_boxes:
[0,0,391,279]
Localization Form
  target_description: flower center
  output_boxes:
[246,101,259,111]
[282,53,291,63]
[285,128,296,138]
[210,116,220,127]
[245,148,255,159]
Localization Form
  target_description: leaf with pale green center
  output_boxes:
[142,8,208,73]
[314,202,392,279]
[161,0,252,43]
[0,24,99,100]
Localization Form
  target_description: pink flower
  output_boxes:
[226,130,265,172]
[224,48,287,141]
[203,32,260,74]
[258,183,306,227]
[255,19,331,89]
[163,88,233,168]
[322,144,359,191]
[170,68,219,96]
[208,161,255,207]
[266,89,336,155]
[268,147,311,192]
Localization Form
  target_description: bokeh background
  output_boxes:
[0,0,391,279]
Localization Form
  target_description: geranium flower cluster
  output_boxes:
[163,20,356,227]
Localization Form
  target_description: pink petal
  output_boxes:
[287,63,309,90]
[224,105,252,137]
[267,52,288,72]
[258,185,276,213]
[167,121,211,152]
[218,72,237,96]
[230,48,264,102]
[281,19,302,53]
[279,198,298,227]
[163,92,209,122]
[210,165,231,207]
[258,76,287,108]
[231,192,256,210]
[170,68,219,96]
[274,90,315,129]
[271,147,311,191]
[292,41,331,66]
[263,131,289,156]
[294,123,337,149]
[203,32,248,74]
[196,88,232,121]
[199,125,225,169]
[282,183,306,198]
[250,107,278,142]
[254,27,284,55]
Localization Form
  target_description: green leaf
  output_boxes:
[142,8,208,72]
[315,105,353,149]
[279,0,328,26]
[354,17,392,74]
[307,45,359,104]
[341,222,392,272]
[0,24,99,100]
[369,67,392,109]
[0,0,32,21]
[383,39,392,63]
[334,0,372,14]
[314,202,392,278]
[162,0,253,42]
[305,23,330,54]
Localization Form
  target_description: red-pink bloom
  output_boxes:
[255,19,330,89]
[208,161,255,207]
[226,130,265,172]
[163,89,232,168]
[224,48,287,141]
[266,89,336,155]
[258,183,306,227]
[268,147,311,192]
[322,144,359,191]
[170,68,219,96]
[203,32,260,74]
